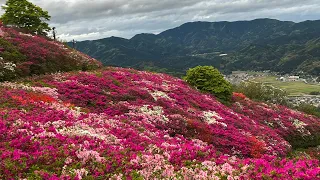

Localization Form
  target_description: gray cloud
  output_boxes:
[0,0,319,41]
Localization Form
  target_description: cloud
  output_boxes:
[0,0,319,41]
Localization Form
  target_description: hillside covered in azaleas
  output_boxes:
[0,22,102,82]
[0,67,319,179]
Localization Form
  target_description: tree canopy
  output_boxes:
[184,66,232,104]
[1,0,51,35]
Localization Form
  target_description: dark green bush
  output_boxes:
[0,38,26,63]
[295,103,320,118]
[0,39,27,81]
[184,66,232,104]
[286,133,320,149]
[309,91,320,95]
[233,81,289,105]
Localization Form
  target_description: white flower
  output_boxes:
[292,119,307,129]
[149,90,173,101]
[203,111,227,127]
[3,62,16,72]
[292,119,311,136]
[139,105,169,123]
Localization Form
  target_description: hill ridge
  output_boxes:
[73,18,320,75]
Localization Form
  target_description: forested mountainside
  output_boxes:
[73,18,320,75]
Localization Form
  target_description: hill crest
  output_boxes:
[0,22,102,82]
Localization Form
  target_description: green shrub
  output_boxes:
[0,61,17,81]
[233,81,289,105]
[0,39,27,81]
[309,91,320,95]
[286,133,320,149]
[295,103,320,118]
[0,38,26,63]
[184,66,232,104]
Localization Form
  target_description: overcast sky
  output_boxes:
[0,0,319,41]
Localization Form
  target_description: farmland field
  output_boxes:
[252,76,320,96]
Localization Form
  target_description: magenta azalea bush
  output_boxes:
[0,22,102,81]
[231,93,320,149]
[0,67,319,179]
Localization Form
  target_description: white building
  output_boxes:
[288,76,299,81]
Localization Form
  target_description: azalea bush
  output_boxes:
[0,67,319,179]
[0,22,102,81]
[231,92,320,149]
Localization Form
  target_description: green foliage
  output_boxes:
[0,62,16,81]
[0,38,26,63]
[288,147,320,161]
[285,133,320,150]
[309,91,320,95]
[143,65,184,77]
[233,81,289,105]
[184,66,232,104]
[295,103,320,118]
[131,170,144,180]
[1,0,51,35]
[0,38,27,81]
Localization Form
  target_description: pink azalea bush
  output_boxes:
[231,92,320,149]
[0,67,319,179]
[0,22,102,81]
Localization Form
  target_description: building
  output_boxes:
[288,76,299,81]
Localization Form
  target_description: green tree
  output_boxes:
[184,66,232,104]
[1,0,51,35]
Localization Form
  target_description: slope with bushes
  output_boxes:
[232,93,320,149]
[0,22,102,81]
[0,67,319,179]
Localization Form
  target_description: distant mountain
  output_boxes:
[72,19,320,75]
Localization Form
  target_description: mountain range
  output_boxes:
[72,18,320,76]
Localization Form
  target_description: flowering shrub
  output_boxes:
[0,67,319,179]
[231,93,320,149]
[0,24,102,81]
[233,92,247,100]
